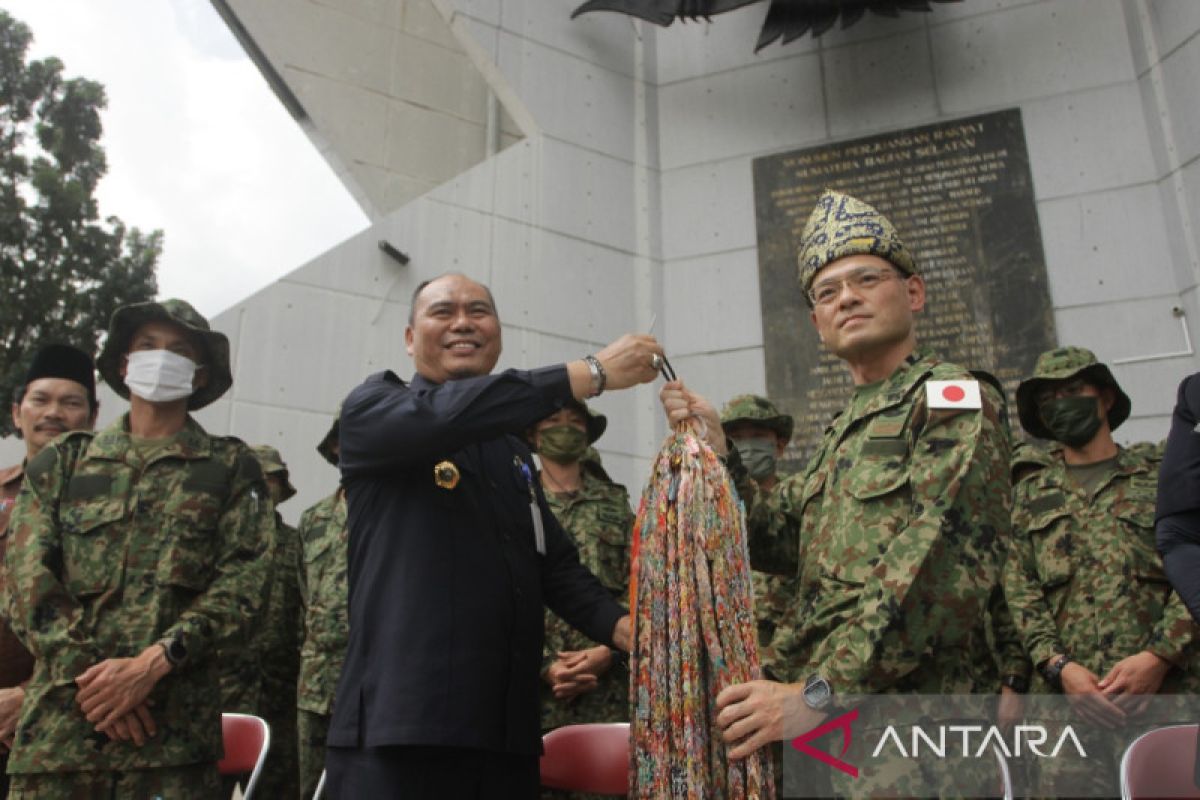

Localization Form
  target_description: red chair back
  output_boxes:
[218,713,271,800]
[540,722,630,796]
[1121,724,1200,800]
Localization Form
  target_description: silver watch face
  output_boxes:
[804,676,832,710]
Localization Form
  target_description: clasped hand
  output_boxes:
[75,645,170,745]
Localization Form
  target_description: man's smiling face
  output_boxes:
[405,274,502,383]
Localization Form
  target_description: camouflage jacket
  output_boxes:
[263,514,304,685]
[742,477,801,680]
[296,489,348,716]
[541,471,633,730]
[1004,444,1199,691]
[1,414,275,772]
[219,511,303,713]
[749,348,1012,694]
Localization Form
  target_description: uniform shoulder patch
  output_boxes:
[925,380,982,410]
[24,431,94,482]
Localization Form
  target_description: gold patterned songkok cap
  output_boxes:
[796,190,919,301]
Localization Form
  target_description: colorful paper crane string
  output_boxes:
[629,426,774,798]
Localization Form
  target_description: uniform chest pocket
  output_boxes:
[1116,505,1155,535]
[1026,510,1075,590]
[844,453,909,501]
[60,499,128,597]
[582,507,630,593]
[157,498,221,591]
[303,527,335,566]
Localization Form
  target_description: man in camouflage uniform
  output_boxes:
[249,445,304,799]
[667,191,1012,794]
[296,414,348,799]
[532,398,633,747]
[1005,346,1198,794]
[2,299,274,797]
[0,345,98,798]
[719,394,795,678]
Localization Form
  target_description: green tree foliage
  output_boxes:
[0,10,160,434]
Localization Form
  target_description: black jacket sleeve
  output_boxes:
[1157,372,1200,520]
[340,367,572,477]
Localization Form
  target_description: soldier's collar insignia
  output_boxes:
[434,460,460,490]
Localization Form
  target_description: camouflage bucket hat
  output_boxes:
[568,397,607,444]
[251,444,297,502]
[1016,346,1132,440]
[797,189,918,301]
[97,298,232,410]
[719,394,794,443]
[317,406,341,466]
[527,397,607,449]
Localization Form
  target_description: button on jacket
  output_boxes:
[330,366,625,755]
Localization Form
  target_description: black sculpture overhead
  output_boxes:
[571,0,961,51]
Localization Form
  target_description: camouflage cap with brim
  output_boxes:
[562,397,607,444]
[719,394,794,443]
[317,408,341,467]
[797,190,918,300]
[251,444,297,502]
[97,298,232,410]
[1016,346,1131,440]
[526,397,608,448]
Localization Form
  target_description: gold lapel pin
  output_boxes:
[434,460,460,490]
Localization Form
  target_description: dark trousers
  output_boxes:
[325,744,540,799]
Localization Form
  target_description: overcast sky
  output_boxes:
[1,0,369,317]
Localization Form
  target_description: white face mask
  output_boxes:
[124,349,197,403]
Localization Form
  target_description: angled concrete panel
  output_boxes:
[664,247,762,356]
[1146,0,1200,62]
[660,156,756,261]
[931,0,1134,113]
[1159,32,1200,168]
[497,31,638,162]
[823,27,937,140]
[1038,184,1175,307]
[1022,81,1158,200]
[658,52,825,171]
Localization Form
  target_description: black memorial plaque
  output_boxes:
[753,108,1055,469]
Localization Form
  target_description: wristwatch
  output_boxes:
[160,634,188,669]
[1040,654,1072,691]
[583,355,606,398]
[1001,674,1030,694]
[803,674,834,711]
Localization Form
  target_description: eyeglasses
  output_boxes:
[1035,379,1090,406]
[808,266,902,306]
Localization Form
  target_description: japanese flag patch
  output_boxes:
[926,380,982,410]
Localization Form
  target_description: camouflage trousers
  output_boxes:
[7,763,220,800]
[297,710,329,800]
[826,746,1007,799]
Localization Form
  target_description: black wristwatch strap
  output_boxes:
[1041,655,1072,690]
[1002,674,1030,694]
